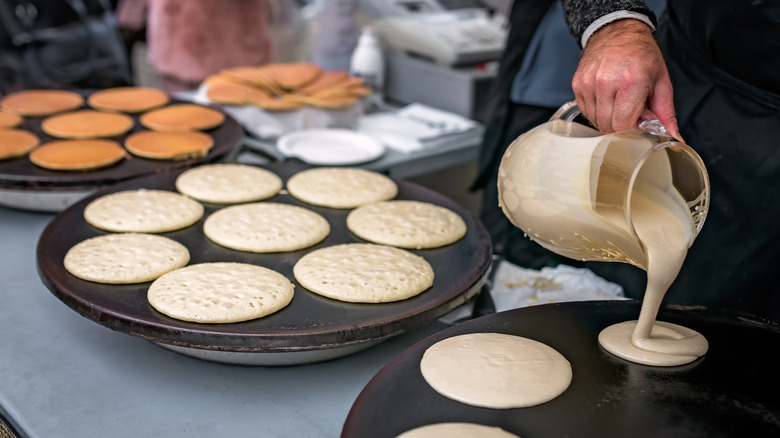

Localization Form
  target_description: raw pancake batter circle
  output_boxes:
[0,129,39,160]
[87,86,169,113]
[0,89,84,116]
[395,423,521,438]
[293,243,433,303]
[286,167,397,209]
[84,189,204,233]
[29,139,126,171]
[64,233,190,284]
[175,163,282,203]
[346,200,467,249]
[420,332,572,409]
[41,110,134,139]
[124,130,214,160]
[204,202,330,253]
[598,320,709,366]
[147,262,294,323]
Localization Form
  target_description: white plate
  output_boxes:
[277,129,385,166]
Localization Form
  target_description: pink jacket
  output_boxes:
[120,0,274,83]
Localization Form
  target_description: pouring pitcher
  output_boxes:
[497,101,710,270]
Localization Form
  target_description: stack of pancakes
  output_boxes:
[204,62,372,110]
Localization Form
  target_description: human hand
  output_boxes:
[572,19,682,140]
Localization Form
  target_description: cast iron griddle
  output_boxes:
[0,97,242,190]
[36,161,493,353]
[342,301,780,438]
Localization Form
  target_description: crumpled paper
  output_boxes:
[439,262,627,324]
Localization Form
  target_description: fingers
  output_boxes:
[646,77,684,142]
[612,84,647,133]
[570,19,675,135]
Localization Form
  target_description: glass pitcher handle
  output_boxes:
[549,101,581,122]
[551,101,674,139]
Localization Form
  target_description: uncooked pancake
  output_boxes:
[175,163,282,203]
[293,243,434,303]
[420,333,572,409]
[139,104,225,131]
[395,423,521,438]
[147,262,294,323]
[124,130,213,160]
[0,129,39,160]
[598,320,709,367]
[0,89,83,116]
[346,200,467,249]
[87,87,170,113]
[203,202,330,253]
[84,189,204,233]
[0,111,22,128]
[286,167,397,209]
[64,233,190,284]
[29,139,126,171]
[41,110,134,139]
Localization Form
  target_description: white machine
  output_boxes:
[358,0,508,67]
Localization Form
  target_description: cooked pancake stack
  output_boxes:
[204,62,372,110]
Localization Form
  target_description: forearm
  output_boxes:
[560,0,657,47]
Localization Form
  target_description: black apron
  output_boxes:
[587,0,780,322]
[472,0,566,262]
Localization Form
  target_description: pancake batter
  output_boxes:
[499,124,709,366]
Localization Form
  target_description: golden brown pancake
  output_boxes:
[303,95,359,109]
[124,130,214,160]
[0,89,84,116]
[256,62,323,91]
[205,75,274,105]
[41,110,134,139]
[0,129,40,160]
[29,139,126,171]
[0,111,22,129]
[87,87,170,113]
[220,66,285,96]
[139,104,225,131]
[299,71,351,95]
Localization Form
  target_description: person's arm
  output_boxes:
[560,1,680,140]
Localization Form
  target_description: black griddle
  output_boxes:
[0,97,242,190]
[342,301,780,438]
[36,161,493,354]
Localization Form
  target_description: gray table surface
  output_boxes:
[0,205,451,438]
[235,128,483,180]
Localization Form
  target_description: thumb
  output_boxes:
[647,82,683,142]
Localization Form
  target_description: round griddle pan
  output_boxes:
[342,300,780,438]
[36,161,493,361]
[0,96,242,210]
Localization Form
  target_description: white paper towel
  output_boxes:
[439,261,627,324]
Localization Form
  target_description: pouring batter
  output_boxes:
[598,179,708,366]
[498,120,709,366]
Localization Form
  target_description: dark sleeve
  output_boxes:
[560,0,657,47]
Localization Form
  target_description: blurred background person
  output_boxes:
[117,0,275,93]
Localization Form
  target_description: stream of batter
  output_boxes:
[597,158,708,366]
